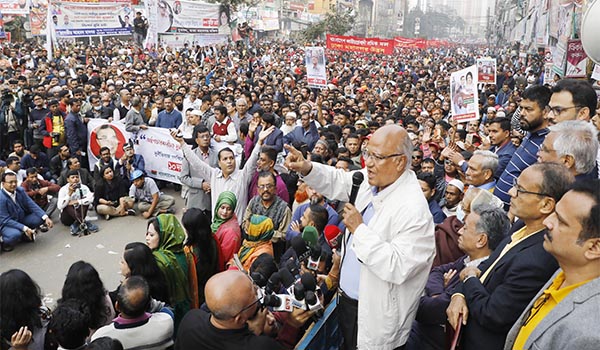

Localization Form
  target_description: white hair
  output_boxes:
[549,120,599,175]
[472,150,499,177]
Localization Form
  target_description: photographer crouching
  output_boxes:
[175,269,314,349]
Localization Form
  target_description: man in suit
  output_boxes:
[504,179,600,350]
[407,205,510,350]
[446,162,574,350]
[0,172,54,251]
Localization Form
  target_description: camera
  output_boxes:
[79,221,90,236]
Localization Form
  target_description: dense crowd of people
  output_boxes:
[1,35,600,350]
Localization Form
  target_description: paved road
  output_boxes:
[1,189,185,308]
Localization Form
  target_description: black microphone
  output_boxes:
[265,272,280,294]
[307,244,322,271]
[300,272,317,292]
[286,260,301,281]
[291,235,310,263]
[293,282,305,301]
[279,268,295,291]
[349,171,364,205]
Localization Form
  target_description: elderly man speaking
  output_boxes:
[285,125,435,350]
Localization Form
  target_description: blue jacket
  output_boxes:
[65,112,88,154]
[156,109,182,129]
[0,187,46,231]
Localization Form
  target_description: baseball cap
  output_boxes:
[130,169,144,181]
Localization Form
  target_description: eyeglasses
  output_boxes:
[522,293,550,326]
[233,285,264,319]
[363,149,404,162]
[257,184,275,190]
[412,155,422,159]
[548,105,582,115]
[512,178,551,198]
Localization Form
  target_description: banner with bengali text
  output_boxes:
[154,0,228,35]
[87,119,183,184]
[0,0,30,14]
[50,0,133,37]
[565,39,587,78]
[326,34,395,55]
[29,0,48,36]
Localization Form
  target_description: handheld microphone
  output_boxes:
[263,294,294,312]
[291,235,311,263]
[305,290,323,312]
[307,244,322,271]
[278,268,296,294]
[265,272,280,295]
[300,272,317,292]
[301,226,319,249]
[349,171,364,205]
[285,260,301,281]
[324,224,343,249]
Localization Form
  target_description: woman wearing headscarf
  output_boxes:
[237,214,275,271]
[146,213,190,331]
[210,191,241,269]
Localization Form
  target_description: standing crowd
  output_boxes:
[1,37,600,350]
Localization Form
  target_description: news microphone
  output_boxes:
[300,272,317,292]
[293,282,305,301]
[301,226,319,249]
[307,244,322,271]
[250,271,267,288]
[278,268,296,293]
[324,224,343,249]
[265,272,280,295]
[349,171,364,205]
[285,260,301,281]
[263,294,294,312]
[291,235,310,263]
[305,290,323,312]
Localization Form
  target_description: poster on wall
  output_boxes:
[450,65,479,123]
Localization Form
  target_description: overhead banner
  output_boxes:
[29,0,49,36]
[158,33,228,48]
[394,36,426,49]
[87,119,183,184]
[450,65,479,123]
[50,0,133,37]
[326,34,394,55]
[476,58,497,84]
[0,0,30,14]
[154,0,229,34]
[305,46,326,89]
[565,39,587,78]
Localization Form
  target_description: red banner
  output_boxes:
[326,34,395,55]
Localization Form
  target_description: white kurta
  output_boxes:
[181,142,259,220]
[303,164,435,349]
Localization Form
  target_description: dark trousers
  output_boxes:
[60,205,88,226]
[338,292,358,350]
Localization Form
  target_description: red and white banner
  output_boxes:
[565,39,587,78]
[394,37,452,49]
[326,34,395,55]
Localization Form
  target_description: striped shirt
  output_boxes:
[494,127,549,209]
